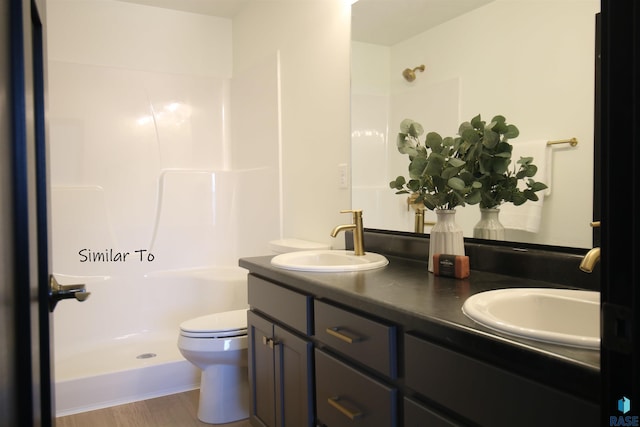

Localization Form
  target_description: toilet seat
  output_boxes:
[180,309,247,338]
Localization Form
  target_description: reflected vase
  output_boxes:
[428,209,465,273]
[473,208,505,241]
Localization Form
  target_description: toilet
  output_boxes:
[178,239,329,424]
[178,308,249,424]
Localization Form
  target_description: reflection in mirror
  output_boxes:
[351,0,600,249]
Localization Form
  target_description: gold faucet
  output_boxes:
[331,209,365,255]
[579,247,600,273]
[579,221,601,273]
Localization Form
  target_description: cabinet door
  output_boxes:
[248,310,315,427]
[274,325,314,427]
[248,311,276,427]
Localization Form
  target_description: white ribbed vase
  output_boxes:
[428,209,465,272]
[473,208,505,241]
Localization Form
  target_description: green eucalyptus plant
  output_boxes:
[389,119,480,210]
[456,114,548,208]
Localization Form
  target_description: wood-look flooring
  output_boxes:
[56,389,252,427]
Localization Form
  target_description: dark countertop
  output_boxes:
[239,253,600,403]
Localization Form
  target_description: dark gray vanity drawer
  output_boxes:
[315,349,397,427]
[248,274,312,335]
[314,300,397,378]
[404,333,599,427]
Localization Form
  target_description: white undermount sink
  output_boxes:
[462,288,600,349]
[270,250,389,272]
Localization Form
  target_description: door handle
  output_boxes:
[49,274,90,312]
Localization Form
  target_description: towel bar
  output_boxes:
[547,137,578,147]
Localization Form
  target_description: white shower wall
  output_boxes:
[47,0,281,273]
[49,62,233,256]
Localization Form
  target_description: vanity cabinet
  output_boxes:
[404,333,599,427]
[242,258,599,427]
[247,275,314,427]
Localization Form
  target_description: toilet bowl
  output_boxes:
[178,308,249,424]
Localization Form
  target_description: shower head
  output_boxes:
[402,64,426,82]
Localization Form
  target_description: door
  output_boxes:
[600,1,640,424]
[1,0,52,425]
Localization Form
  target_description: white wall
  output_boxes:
[353,0,599,248]
[230,53,282,256]
[232,0,352,248]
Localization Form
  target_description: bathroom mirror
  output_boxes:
[351,0,600,249]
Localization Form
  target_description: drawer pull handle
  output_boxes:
[326,327,361,344]
[327,396,363,420]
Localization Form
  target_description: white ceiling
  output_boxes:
[116,0,250,18]
[117,0,493,46]
[351,0,494,46]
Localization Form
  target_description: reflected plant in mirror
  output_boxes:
[389,115,548,212]
[389,115,549,240]
[456,114,548,209]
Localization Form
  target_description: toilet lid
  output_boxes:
[180,309,248,338]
